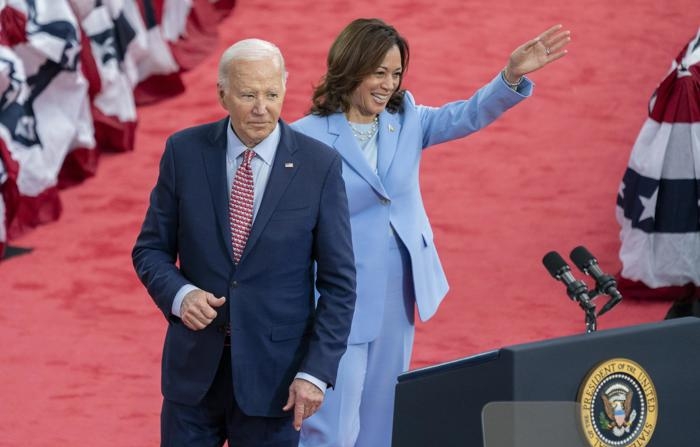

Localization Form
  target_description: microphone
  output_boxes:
[542,251,593,309]
[569,246,622,316]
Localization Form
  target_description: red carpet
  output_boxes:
[1,1,698,445]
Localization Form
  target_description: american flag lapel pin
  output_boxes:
[285,162,294,168]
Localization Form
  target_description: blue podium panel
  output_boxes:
[392,317,700,447]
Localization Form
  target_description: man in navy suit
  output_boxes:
[132,38,356,447]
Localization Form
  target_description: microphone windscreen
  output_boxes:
[570,246,595,270]
[542,251,568,277]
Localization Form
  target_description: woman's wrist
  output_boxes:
[501,67,523,89]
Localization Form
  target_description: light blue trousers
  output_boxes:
[300,230,415,447]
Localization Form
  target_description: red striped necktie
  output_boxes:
[229,149,255,264]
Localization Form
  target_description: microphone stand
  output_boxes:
[563,278,597,333]
[543,251,616,334]
[583,301,597,333]
[578,285,623,334]
[569,246,624,327]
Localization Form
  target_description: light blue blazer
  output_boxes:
[292,74,532,344]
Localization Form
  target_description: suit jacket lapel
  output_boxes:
[377,111,401,180]
[240,121,300,263]
[203,118,235,263]
[328,114,388,198]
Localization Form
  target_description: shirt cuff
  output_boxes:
[295,372,327,394]
[172,284,198,317]
[498,70,533,96]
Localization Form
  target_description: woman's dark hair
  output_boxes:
[310,18,409,116]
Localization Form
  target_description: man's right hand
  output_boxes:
[180,290,226,330]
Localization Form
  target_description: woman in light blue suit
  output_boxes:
[292,18,571,446]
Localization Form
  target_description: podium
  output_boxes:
[392,317,700,446]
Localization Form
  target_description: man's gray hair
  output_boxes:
[218,38,288,89]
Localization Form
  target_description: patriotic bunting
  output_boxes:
[0,0,235,260]
[616,27,700,304]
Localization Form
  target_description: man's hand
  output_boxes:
[283,378,324,431]
[180,289,226,330]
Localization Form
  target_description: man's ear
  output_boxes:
[217,84,226,106]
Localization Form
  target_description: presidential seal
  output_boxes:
[577,358,658,447]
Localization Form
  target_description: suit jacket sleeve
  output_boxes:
[132,137,190,318]
[415,73,533,148]
[301,153,356,387]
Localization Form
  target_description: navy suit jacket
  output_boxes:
[132,118,356,417]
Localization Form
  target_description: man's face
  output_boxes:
[218,57,285,147]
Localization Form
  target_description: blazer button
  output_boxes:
[231,280,238,288]
[380,198,390,205]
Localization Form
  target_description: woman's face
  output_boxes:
[346,45,402,123]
